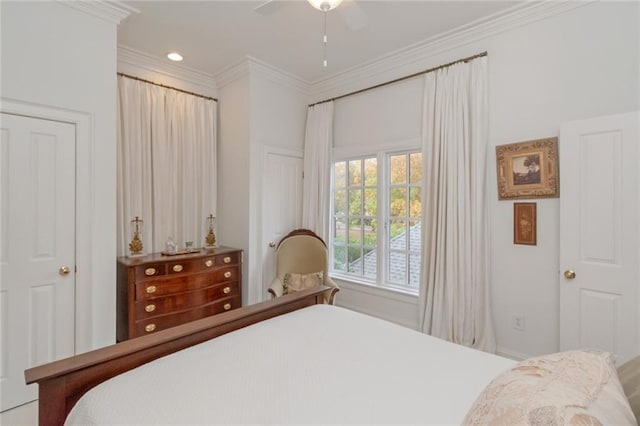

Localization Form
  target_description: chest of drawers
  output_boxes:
[116,247,242,341]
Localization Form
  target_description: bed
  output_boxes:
[25,286,638,425]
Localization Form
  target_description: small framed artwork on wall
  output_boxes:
[514,202,536,245]
[496,137,559,200]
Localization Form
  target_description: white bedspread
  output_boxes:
[67,305,514,425]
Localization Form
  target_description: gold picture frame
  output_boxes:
[514,202,536,246]
[496,137,559,200]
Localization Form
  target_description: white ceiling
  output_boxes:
[118,0,524,83]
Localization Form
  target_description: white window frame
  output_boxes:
[330,142,422,295]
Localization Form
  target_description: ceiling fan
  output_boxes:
[253,0,368,32]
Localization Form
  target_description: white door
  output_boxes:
[559,111,639,364]
[261,151,303,300]
[0,113,76,411]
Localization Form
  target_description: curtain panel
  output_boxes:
[117,76,217,255]
[418,57,496,353]
[301,101,334,242]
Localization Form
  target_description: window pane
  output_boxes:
[409,153,422,184]
[363,218,377,246]
[334,189,347,216]
[333,217,347,244]
[364,158,377,186]
[363,247,376,279]
[409,252,420,289]
[389,219,407,249]
[364,188,377,216]
[333,245,346,271]
[347,246,363,273]
[389,187,407,217]
[408,220,421,252]
[409,187,421,218]
[334,161,347,188]
[390,154,406,185]
[388,251,406,283]
[348,160,362,186]
[348,189,362,216]
[348,218,362,245]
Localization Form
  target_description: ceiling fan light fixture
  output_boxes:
[307,0,343,12]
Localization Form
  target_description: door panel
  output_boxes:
[559,111,639,364]
[0,113,76,411]
[261,151,303,300]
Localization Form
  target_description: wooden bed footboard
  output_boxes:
[25,286,331,426]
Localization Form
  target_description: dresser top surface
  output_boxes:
[118,246,241,266]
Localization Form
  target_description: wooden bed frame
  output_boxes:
[25,286,331,426]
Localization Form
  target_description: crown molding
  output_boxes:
[57,0,139,25]
[214,58,252,89]
[246,57,311,95]
[215,56,311,95]
[310,1,593,101]
[118,45,217,94]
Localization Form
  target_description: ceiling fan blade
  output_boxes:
[253,0,287,15]
[337,0,367,32]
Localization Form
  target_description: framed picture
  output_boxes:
[514,202,536,245]
[496,137,559,200]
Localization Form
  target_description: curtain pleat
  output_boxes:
[301,101,334,242]
[418,57,496,353]
[117,76,217,255]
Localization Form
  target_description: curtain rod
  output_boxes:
[117,72,218,102]
[308,51,487,108]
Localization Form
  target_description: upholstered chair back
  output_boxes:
[276,234,329,280]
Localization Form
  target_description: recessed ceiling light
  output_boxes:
[167,52,183,62]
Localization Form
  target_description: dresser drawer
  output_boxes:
[135,266,239,300]
[134,263,167,281]
[210,252,240,267]
[134,296,240,336]
[134,282,239,318]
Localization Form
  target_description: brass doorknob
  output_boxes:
[564,270,576,279]
[268,241,276,248]
[59,266,70,276]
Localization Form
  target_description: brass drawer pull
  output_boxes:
[224,271,232,279]
[223,303,231,311]
[205,260,213,267]
[146,285,157,294]
[223,286,231,294]
[223,256,231,264]
[145,267,157,276]
[172,264,183,273]
[145,324,156,333]
[145,304,156,313]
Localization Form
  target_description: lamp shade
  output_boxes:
[307,0,343,12]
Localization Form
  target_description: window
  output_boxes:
[331,150,422,292]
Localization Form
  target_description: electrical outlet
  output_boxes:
[512,315,526,331]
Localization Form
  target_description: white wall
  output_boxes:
[321,1,640,359]
[217,72,252,304]
[1,1,122,350]
[249,62,309,304]
[217,59,309,305]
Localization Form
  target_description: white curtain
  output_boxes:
[117,76,217,255]
[301,101,334,242]
[418,57,496,353]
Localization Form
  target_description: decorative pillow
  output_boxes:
[463,350,637,425]
[618,355,640,421]
[282,271,323,295]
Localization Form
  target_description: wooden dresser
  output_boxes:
[116,247,242,341]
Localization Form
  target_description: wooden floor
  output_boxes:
[0,401,37,425]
